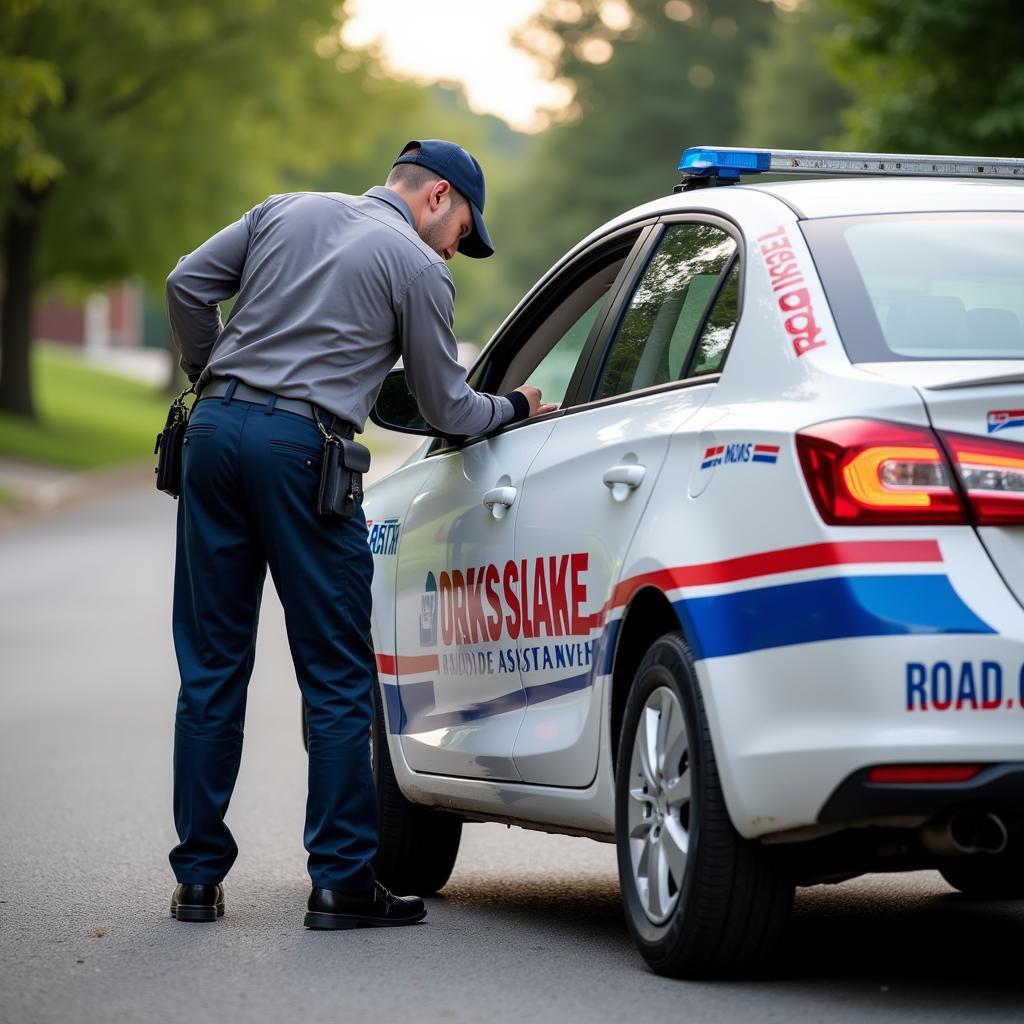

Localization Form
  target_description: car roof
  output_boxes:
[532,174,1024,300]
[727,177,1024,218]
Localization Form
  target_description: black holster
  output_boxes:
[154,386,193,498]
[317,433,371,521]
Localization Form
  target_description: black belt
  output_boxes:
[199,379,354,438]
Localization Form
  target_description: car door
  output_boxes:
[392,227,651,780]
[510,219,743,786]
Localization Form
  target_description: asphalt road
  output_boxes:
[1,484,1022,1024]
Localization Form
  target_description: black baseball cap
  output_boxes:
[392,139,494,258]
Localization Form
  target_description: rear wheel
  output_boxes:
[615,631,793,978]
[301,686,463,895]
[939,837,1024,898]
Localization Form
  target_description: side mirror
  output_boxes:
[369,368,432,435]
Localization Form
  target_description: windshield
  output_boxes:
[802,212,1024,362]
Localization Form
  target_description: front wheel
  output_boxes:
[615,631,793,978]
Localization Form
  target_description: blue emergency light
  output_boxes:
[678,147,771,177]
[676,145,1024,191]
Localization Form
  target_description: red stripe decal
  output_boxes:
[378,541,941,662]
[376,653,439,675]
[609,540,941,610]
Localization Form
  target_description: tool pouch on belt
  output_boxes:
[316,424,371,521]
[154,385,194,499]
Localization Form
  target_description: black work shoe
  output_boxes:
[304,882,426,930]
[170,883,224,922]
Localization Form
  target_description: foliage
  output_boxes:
[0,345,392,467]
[0,345,180,467]
[485,0,777,335]
[304,81,532,346]
[826,0,1024,154]
[738,0,851,149]
[0,0,419,293]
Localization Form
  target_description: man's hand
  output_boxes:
[515,384,558,417]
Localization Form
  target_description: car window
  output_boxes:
[516,293,605,407]
[802,212,1024,362]
[593,223,737,401]
[489,230,645,407]
[689,260,739,376]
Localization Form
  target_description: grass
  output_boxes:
[0,343,392,470]
[0,345,175,469]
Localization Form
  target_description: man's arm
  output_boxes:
[397,263,531,437]
[165,204,260,382]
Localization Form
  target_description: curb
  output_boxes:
[0,434,423,536]
[0,460,154,535]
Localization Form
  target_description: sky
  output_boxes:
[342,0,572,132]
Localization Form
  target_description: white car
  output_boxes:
[360,148,1024,977]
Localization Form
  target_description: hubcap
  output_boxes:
[626,685,692,925]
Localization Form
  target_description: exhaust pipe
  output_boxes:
[921,810,1009,857]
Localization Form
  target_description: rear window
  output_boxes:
[802,212,1024,362]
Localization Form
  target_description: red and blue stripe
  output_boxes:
[379,540,993,733]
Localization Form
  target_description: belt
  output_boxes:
[199,378,354,438]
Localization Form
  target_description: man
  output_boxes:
[164,139,554,929]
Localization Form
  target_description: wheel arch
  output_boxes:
[607,585,686,772]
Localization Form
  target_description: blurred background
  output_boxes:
[2,8,1024,1015]
[1,0,1022,514]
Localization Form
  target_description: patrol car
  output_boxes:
[360,147,1024,978]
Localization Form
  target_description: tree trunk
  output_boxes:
[0,182,53,420]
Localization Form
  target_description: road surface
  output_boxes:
[1,484,1021,1023]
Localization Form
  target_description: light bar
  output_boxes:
[678,146,1024,181]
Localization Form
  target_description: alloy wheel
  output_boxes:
[626,684,693,924]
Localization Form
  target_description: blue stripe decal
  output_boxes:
[381,670,596,736]
[382,574,993,731]
[673,574,994,661]
[382,680,407,734]
[600,618,622,676]
[523,670,591,706]
[380,678,527,734]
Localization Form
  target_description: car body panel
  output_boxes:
[364,175,1024,846]
[510,383,713,786]
[389,419,560,781]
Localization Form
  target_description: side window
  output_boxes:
[593,223,737,401]
[517,293,605,407]
[493,232,644,407]
[689,260,739,376]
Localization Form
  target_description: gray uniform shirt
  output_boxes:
[165,186,514,436]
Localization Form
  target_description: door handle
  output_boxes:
[482,485,517,520]
[603,464,645,502]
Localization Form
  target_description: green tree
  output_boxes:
[827,0,1024,154]
[0,0,410,418]
[495,0,776,313]
[739,0,851,149]
[305,80,531,346]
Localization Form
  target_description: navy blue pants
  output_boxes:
[169,385,377,892]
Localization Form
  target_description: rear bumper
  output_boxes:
[818,762,1024,823]
[697,633,1024,838]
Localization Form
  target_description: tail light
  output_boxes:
[796,419,965,524]
[938,431,1024,525]
[867,764,983,784]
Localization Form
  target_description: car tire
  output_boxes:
[302,686,463,895]
[370,679,463,895]
[615,631,794,978]
[938,841,1024,898]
